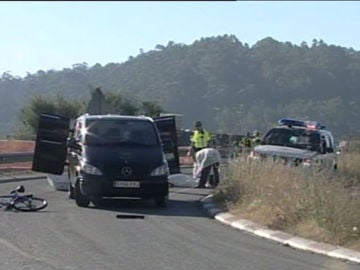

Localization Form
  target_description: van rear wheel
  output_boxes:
[74,178,90,207]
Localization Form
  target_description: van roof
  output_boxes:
[77,114,153,122]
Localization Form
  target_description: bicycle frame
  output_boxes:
[0,196,14,209]
[1,193,19,209]
[0,188,33,210]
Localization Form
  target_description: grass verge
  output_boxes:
[214,151,360,252]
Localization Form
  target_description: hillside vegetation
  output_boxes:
[1,35,360,139]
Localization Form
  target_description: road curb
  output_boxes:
[0,173,47,184]
[200,194,360,265]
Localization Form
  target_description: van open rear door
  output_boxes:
[32,113,70,175]
[154,115,181,174]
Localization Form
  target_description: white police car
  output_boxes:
[249,118,338,170]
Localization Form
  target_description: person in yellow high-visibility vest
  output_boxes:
[188,121,213,158]
[187,121,213,178]
[251,130,261,147]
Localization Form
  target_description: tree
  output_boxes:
[105,91,139,115]
[140,101,163,117]
[16,94,84,138]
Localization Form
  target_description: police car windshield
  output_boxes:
[83,119,159,146]
[263,128,320,151]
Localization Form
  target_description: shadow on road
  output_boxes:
[83,187,214,218]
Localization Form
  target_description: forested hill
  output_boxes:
[1,35,360,139]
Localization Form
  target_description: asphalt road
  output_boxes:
[0,178,358,270]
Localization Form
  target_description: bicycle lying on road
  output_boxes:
[0,185,48,212]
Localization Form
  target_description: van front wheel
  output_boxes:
[74,178,90,207]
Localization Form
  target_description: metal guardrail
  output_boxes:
[0,152,34,164]
[0,146,242,166]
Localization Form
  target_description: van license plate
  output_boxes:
[113,181,140,188]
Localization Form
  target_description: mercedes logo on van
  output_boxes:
[121,167,132,176]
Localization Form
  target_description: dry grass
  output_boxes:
[214,150,360,251]
[338,152,360,185]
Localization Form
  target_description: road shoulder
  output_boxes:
[200,193,360,265]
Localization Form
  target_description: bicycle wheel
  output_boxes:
[0,195,14,209]
[13,196,48,212]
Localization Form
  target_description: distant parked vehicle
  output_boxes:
[248,118,338,170]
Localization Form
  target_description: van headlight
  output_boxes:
[150,164,169,176]
[81,161,102,175]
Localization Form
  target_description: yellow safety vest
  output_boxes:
[191,130,212,148]
[252,136,261,146]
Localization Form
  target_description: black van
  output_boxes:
[32,113,180,208]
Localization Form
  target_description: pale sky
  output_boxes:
[1,1,359,78]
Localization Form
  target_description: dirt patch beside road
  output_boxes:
[0,140,35,152]
[0,140,35,171]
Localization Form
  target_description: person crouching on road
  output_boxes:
[194,147,221,188]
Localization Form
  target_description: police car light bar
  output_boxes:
[278,118,307,127]
[278,118,325,129]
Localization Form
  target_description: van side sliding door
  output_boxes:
[153,116,181,174]
[32,113,70,175]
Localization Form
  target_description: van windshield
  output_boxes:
[83,119,159,146]
[263,128,320,151]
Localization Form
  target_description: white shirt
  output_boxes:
[195,148,221,177]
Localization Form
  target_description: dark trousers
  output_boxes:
[198,162,220,187]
